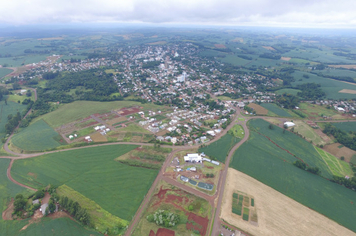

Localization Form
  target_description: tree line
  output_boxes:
[323,124,356,151]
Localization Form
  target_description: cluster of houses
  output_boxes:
[94,125,111,135]
[183,153,220,166]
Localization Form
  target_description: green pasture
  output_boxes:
[231,120,356,233]
[34,100,163,128]
[315,147,353,177]
[275,88,301,96]
[333,122,356,133]
[321,68,356,80]
[0,100,27,138]
[298,102,338,119]
[11,119,63,151]
[0,68,13,78]
[199,133,240,163]
[11,144,159,221]
[293,121,326,146]
[259,103,292,117]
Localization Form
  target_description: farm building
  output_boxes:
[32,199,40,205]
[184,153,203,163]
[284,122,295,128]
[180,175,189,182]
[40,203,48,215]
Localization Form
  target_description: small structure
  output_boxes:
[180,175,189,182]
[184,153,203,163]
[337,107,345,112]
[284,122,295,128]
[40,203,48,215]
[32,199,40,205]
[68,135,74,140]
[211,160,220,166]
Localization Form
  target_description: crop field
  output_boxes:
[230,119,356,233]
[221,168,356,236]
[298,103,340,119]
[259,103,292,117]
[0,68,13,78]
[323,143,356,163]
[333,121,356,133]
[315,147,353,177]
[292,120,328,146]
[11,144,159,221]
[319,68,356,80]
[11,119,64,151]
[0,100,27,138]
[199,133,240,163]
[291,71,356,100]
[247,119,333,178]
[247,103,268,115]
[34,100,164,128]
[275,88,301,96]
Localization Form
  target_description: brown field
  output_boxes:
[214,44,227,49]
[324,143,356,162]
[262,46,275,51]
[147,41,167,45]
[38,37,64,40]
[247,103,268,115]
[329,65,356,69]
[339,89,356,94]
[90,132,108,142]
[281,57,291,61]
[107,116,127,125]
[231,37,243,43]
[221,168,356,236]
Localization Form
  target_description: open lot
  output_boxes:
[221,168,356,236]
[247,103,268,115]
[11,145,159,222]
[231,119,356,233]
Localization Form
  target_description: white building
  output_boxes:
[284,122,295,128]
[184,153,203,163]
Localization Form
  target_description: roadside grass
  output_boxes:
[315,147,353,177]
[292,120,326,146]
[199,134,240,163]
[11,119,64,151]
[120,123,151,134]
[259,103,292,117]
[57,184,128,233]
[231,119,356,233]
[10,144,159,221]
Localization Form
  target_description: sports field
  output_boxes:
[11,145,159,221]
[199,133,240,163]
[333,122,356,133]
[11,119,63,151]
[230,119,356,233]
[259,103,292,117]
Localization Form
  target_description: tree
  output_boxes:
[268,124,274,130]
[12,82,21,90]
[26,90,32,97]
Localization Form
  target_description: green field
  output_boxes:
[11,119,63,151]
[11,145,159,222]
[298,103,339,119]
[315,147,353,177]
[199,133,240,163]
[120,123,151,134]
[34,100,164,128]
[259,103,292,117]
[0,68,13,78]
[231,119,356,232]
[228,125,245,139]
[275,88,301,96]
[293,120,326,146]
[333,122,356,133]
[0,100,28,138]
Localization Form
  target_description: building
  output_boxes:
[184,153,203,163]
[284,122,295,128]
[40,203,48,215]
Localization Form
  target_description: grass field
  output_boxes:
[275,88,301,96]
[333,122,356,133]
[11,119,63,151]
[120,123,151,134]
[34,100,164,128]
[230,119,356,233]
[293,120,326,145]
[298,103,339,119]
[11,145,159,222]
[7,92,35,103]
[0,100,27,138]
[259,103,292,117]
[247,103,268,115]
[315,147,353,177]
[0,68,13,78]
[199,133,240,163]
[228,125,245,139]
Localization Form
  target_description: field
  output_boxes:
[11,119,64,151]
[292,120,329,146]
[247,103,268,115]
[133,180,211,236]
[11,145,159,222]
[328,65,356,69]
[120,123,151,134]
[228,125,245,139]
[230,119,356,233]
[221,168,356,236]
[34,100,164,128]
[314,147,353,177]
[0,68,13,78]
[259,103,292,117]
[0,100,28,138]
[275,88,301,96]
[324,143,356,163]
[298,103,341,120]
[199,133,240,163]
[333,121,356,133]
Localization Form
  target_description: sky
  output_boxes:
[1,0,356,28]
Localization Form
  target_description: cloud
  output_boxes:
[1,0,356,27]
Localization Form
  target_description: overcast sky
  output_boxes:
[1,0,356,28]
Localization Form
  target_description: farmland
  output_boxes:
[0,68,13,78]
[11,145,159,222]
[292,120,329,146]
[133,180,211,236]
[199,133,240,163]
[275,88,301,96]
[230,119,356,233]
[315,147,353,177]
[0,100,28,139]
[298,102,341,120]
[333,121,356,133]
[11,119,64,151]
[259,103,292,117]
[247,103,268,115]
[221,168,356,236]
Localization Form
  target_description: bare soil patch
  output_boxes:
[339,89,356,94]
[2,199,14,220]
[247,103,268,115]
[262,46,275,51]
[91,132,108,142]
[281,57,291,61]
[324,143,356,162]
[117,107,141,116]
[215,44,227,49]
[221,168,355,236]
[329,65,356,69]
[149,228,175,236]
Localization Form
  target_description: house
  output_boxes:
[156,136,164,142]
[207,131,215,136]
[32,199,40,205]
[184,153,203,163]
[180,175,189,182]
[284,122,295,128]
[189,167,197,172]
[337,107,345,112]
[68,135,74,140]
[211,160,220,166]
[40,203,48,215]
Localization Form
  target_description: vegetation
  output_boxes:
[315,147,353,177]
[146,210,180,227]
[228,124,245,139]
[323,123,356,151]
[260,103,292,117]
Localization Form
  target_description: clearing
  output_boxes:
[247,103,268,115]
[221,168,356,236]
[339,89,356,94]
